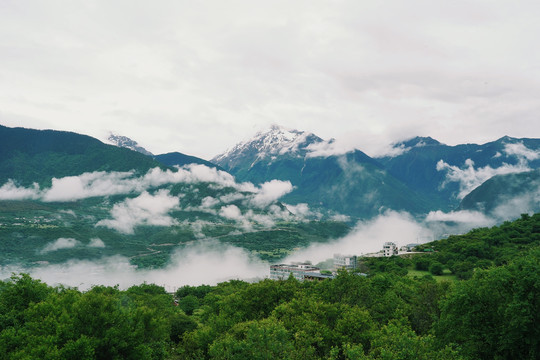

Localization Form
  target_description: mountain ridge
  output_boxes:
[0,125,164,186]
[107,133,154,156]
[213,126,540,217]
[212,126,436,219]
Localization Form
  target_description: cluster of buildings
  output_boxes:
[270,242,420,281]
[270,254,359,281]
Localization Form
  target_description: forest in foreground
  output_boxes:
[1,213,539,360]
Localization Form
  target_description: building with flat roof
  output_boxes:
[333,254,357,271]
[303,272,335,281]
[383,242,398,257]
[270,263,321,281]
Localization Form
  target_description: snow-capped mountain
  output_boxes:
[213,127,540,219]
[107,133,154,156]
[212,125,325,171]
[213,125,435,219]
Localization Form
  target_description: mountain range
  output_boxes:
[211,126,540,219]
[1,123,539,269]
[0,125,350,268]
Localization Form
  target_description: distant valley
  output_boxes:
[1,124,539,272]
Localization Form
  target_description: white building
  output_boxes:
[333,254,357,271]
[383,242,398,257]
[270,263,321,281]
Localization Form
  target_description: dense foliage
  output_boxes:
[1,214,538,359]
[417,213,540,279]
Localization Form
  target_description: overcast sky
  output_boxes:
[1,0,539,159]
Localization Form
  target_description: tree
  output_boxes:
[436,249,540,360]
[179,295,199,316]
[414,256,431,271]
[429,262,444,276]
[208,319,294,360]
[363,320,463,360]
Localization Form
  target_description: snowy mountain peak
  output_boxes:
[251,125,319,155]
[212,125,323,169]
[107,134,153,156]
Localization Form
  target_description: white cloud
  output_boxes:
[250,180,293,207]
[305,139,356,158]
[218,204,253,230]
[424,183,540,235]
[220,193,247,204]
[284,203,323,220]
[200,196,219,208]
[504,142,540,161]
[3,193,537,291]
[42,171,140,202]
[88,238,106,248]
[0,165,293,210]
[0,181,41,200]
[491,181,540,220]
[379,144,411,158]
[285,211,430,264]
[2,241,269,291]
[425,210,495,227]
[96,190,179,234]
[422,210,496,238]
[330,214,351,222]
[437,159,531,199]
[41,238,80,254]
[285,203,311,217]
[219,204,243,221]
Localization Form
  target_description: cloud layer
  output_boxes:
[437,142,537,199]
[0,165,301,234]
[1,1,539,158]
[285,211,431,264]
[0,165,291,203]
[3,183,537,290]
[96,190,180,234]
[1,241,269,291]
[40,238,80,254]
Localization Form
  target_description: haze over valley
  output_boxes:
[1,124,538,289]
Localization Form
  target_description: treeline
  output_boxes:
[1,214,539,359]
[363,213,540,279]
[425,213,540,278]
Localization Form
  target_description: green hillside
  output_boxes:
[0,187,349,269]
[0,125,163,186]
[377,136,540,210]
[1,213,538,359]
[458,169,540,215]
[0,124,350,269]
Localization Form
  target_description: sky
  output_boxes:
[1,0,539,160]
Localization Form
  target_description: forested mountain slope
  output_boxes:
[377,136,540,209]
[458,169,540,216]
[213,126,435,219]
[0,125,162,186]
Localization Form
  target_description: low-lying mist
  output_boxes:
[2,182,537,290]
[1,240,269,292]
